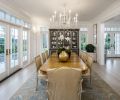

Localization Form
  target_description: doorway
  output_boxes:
[0,23,20,81]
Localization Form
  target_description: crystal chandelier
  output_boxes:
[50,5,78,28]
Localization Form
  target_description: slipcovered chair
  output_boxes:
[41,52,47,64]
[45,50,49,59]
[47,67,83,100]
[35,55,47,91]
[80,52,88,64]
[82,55,93,84]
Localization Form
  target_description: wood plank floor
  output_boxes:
[0,58,120,100]
[0,63,36,100]
[93,58,120,96]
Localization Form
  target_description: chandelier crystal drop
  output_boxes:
[49,5,78,28]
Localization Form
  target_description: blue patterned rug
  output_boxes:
[10,70,120,100]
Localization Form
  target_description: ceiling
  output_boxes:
[0,0,118,23]
[105,14,120,25]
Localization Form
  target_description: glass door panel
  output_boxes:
[23,30,28,64]
[9,27,20,73]
[115,33,120,55]
[105,33,120,57]
[0,24,7,80]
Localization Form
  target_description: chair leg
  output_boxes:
[36,75,38,91]
[90,70,92,85]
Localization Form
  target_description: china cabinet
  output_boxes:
[49,29,79,55]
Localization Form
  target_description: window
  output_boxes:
[80,28,88,32]
[10,16,15,23]
[105,33,111,50]
[5,13,10,21]
[16,18,21,25]
[0,11,5,20]
[0,10,31,29]
[43,33,47,48]
[40,27,49,50]
[80,26,88,51]
[10,28,19,68]
[23,30,28,62]
[115,33,120,54]
[80,33,87,51]
[0,25,6,74]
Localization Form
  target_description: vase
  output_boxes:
[58,51,69,62]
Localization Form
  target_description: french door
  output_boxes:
[105,33,120,57]
[9,26,20,74]
[0,23,20,80]
[0,23,8,80]
[22,30,29,65]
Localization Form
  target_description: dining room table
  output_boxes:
[40,52,88,74]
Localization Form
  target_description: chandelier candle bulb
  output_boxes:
[50,5,79,28]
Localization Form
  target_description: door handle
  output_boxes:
[9,49,11,54]
[6,49,9,55]
[6,49,11,55]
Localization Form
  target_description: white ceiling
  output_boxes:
[0,0,118,22]
[105,15,120,25]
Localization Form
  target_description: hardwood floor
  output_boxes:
[93,58,120,96]
[0,58,120,100]
[0,63,36,100]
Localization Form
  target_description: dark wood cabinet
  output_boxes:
[49,29,79,55]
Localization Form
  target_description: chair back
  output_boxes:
[42,52,46,63]
[81,52,87,63]
[47,67,82,100]
[86,56,93,69]
[45,50,49,59]
[35,55,42,71]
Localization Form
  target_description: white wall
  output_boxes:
[91,0,120,65]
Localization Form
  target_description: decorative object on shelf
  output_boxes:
[49,4,78,28]
[85,44,95,53]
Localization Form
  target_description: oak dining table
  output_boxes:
[40,52,88,74]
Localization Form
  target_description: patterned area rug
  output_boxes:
[10,71,120,100]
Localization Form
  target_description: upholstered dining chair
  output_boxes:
[41,52,47,64]
[35,55,47,91]
[45,50,49,59]
[86,55,93,83]
[82,54,93,84]
[47,67,83,100]
[80,52,88,64]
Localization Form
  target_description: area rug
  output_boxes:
[10,70,120,100]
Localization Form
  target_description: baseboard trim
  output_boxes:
[0,68,22,83]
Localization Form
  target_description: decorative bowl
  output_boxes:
[58,51,69,62]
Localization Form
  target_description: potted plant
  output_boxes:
[85,44,95,53]
[85,44,96,62]
[57,48,65,56]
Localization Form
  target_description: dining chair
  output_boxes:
[47,67,83,100]
[82,54,93,84]
[80,52,88,64]
[41,52,47,64]
[35,55,47,91]
[45,50,49,59]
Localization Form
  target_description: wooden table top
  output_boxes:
[40,53,88,73]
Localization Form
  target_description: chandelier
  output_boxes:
[49,5,78,28]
